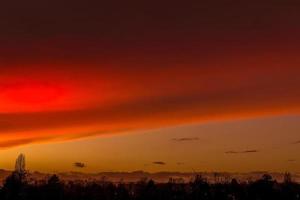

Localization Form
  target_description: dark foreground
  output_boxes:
[1,172,300,200]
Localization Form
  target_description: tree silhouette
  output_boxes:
[1,172,28,200]
[43,175,63,200]
[0,172,299,200]
[15,154,26,176]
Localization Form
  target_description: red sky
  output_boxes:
[0,0,300,172]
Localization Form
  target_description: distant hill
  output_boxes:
[0,169,299,184]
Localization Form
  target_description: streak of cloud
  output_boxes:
[0,136,54,149]
[153,161,166,165]
[172,137,199,142]
[225,150,259,154]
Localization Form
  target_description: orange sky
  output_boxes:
[1,59,300,148]
[0,0,300,172]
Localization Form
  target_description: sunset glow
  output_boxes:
[0,0,300,174]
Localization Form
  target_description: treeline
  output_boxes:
[0,172,300,200]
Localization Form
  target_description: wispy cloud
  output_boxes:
[177,162,185,165]
[225,150,259,154]
[0,136,53,149]
[153,161,166,165]
[172,137,199,142]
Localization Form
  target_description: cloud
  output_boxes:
[74,162,86,168]
[225,150,259,154]
[172,137,199,142]
[0,82,299,149]
[0,136,53,149]
[0,73,299,149]
[287,159,296,162]
[0,0,298,151]
[0,16,299,149]
[243,150,259,153]
[153,161,166,165]
[292,140,300,144]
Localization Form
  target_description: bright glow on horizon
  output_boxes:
[0,0,300,173]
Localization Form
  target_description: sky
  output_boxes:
[0,0,300,172]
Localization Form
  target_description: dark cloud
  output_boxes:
[243,150,259,153]
[153,161,166,165]
[287,159,296,162]
[1,0,300,66]
[172,137,199,142]
[292,140,300,144]
[74,162,86,168]
[2,1,299,39]
[225,150,259,154]
[177,162,185,165]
